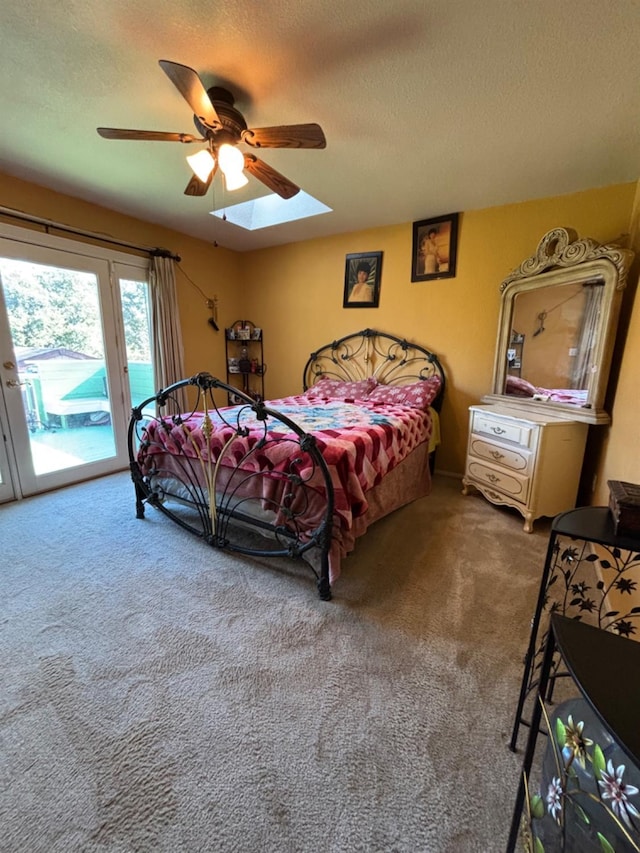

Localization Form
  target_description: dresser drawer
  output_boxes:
[471,411,533,448]
[469,436,531,474]
[467,460,529,502]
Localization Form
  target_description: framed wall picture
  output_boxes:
[411,213,459,282]
[343,251,383,308]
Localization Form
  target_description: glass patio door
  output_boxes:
[0,225,150,500]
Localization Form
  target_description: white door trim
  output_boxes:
[0,222,149,498]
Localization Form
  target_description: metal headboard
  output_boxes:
[302,328,446,412]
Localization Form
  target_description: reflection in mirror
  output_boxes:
[506,278,604,405]
[485,228,634,425]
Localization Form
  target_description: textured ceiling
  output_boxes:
[1,0,640,252]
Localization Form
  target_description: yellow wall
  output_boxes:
[240,183,637,478]
[0,171,243,380]
[592,181,640,504]
[2,170,638,500]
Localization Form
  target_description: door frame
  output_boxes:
[0,382,18,502]
[0,221,149,499]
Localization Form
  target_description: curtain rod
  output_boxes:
[0,204,180,261]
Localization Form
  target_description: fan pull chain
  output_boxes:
[211,177,219,248]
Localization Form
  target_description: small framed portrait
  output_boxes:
[343,251,383,308]
[411,213,460,282]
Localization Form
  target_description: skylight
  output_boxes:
[210,191,331,231]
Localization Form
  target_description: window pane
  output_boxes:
[119,278,155,408]
[0,258,117,475]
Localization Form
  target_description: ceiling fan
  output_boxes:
[97,60,326,200]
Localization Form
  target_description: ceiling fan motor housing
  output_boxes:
[194,87,247,145]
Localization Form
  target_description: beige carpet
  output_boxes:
[0,472,551,852]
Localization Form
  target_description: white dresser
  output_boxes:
[461,404,588,532]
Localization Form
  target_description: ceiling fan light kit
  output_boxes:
[186,149,216,183]
[217,144,248,190]
[97,60,326,201]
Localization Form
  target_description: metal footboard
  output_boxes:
[127,372,335,600]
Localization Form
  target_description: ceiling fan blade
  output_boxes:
[244,155,300,199]
[97,128,204,143]
[158,59,222,131]
[184,165,216,197]
[241,123,326,149]
[184,175,212,197]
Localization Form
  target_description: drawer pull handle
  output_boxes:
[490,426,506,435]
[486,473,501,484]
[490,450,505,460]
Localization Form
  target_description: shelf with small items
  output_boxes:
[506,329,525,377]
[225,319,265,404]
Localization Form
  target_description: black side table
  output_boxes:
[506,613,640,852]
[510,506,640,754]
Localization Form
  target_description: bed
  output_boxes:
[128,328,445,599]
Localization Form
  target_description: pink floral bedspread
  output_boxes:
[534,387,589,405]
[138,395,433,537]
[505,375,589,406]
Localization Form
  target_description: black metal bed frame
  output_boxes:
[128,329,445,600]
[129,372,336,598]
[303,327,445,412]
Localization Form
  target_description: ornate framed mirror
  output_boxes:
[483,227,634,425]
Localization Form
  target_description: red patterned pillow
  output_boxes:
[304,377,378,400]
[505,375,536,397]
[367,377,441,409]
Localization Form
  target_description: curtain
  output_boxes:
[149,254,188,412]
[571,283,603,390]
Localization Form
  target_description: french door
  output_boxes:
[0,223,151,502]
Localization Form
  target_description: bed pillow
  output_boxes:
[366,377,441,410]
[303,377,378,400]
[505,375,536,397]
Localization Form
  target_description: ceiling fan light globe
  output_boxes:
[224,171,249,191]
[186,149,216,182]
[218,144,247,191]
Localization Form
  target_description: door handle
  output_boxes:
[6,379,27,388]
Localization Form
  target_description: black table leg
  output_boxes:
[509,530,558,752]
[506,620,557,852]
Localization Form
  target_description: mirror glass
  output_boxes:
[506,277,603,405]
[485,228,634,424]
